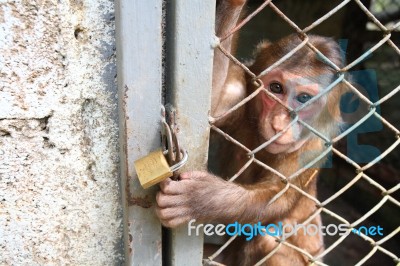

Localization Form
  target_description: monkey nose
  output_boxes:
[271,113,290,132]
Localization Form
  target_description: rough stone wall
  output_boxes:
[0,0,123,264]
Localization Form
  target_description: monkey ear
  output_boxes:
[248,40,273,69]
[254,40,272,56]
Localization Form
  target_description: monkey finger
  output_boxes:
[159,178,187,194]
[179,172,192,180]
[179,171,207,181]
[160,215,192,228]
[159,177,172,187]
[156,193,185,208]
[155,206,191,221]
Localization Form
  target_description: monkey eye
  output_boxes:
[296,93,313,103]
[269,82,284,94]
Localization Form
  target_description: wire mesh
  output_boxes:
[206,0,399,265]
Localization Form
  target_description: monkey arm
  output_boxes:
[211,1,247,127]
[155,171,301,227]
[213,0,245,97]
[242,180,302,224]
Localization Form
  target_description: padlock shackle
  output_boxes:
[163,148,188,172]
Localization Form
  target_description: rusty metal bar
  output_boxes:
[115,0,163,264]
[164,0,216,264]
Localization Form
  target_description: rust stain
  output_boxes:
[121,85,132,209]
[128,195,152,208]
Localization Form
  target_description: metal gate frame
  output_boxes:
[115,0,216,264]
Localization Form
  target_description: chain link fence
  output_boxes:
[205,0,399,265]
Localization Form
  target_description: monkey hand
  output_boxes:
[155,171,249,228]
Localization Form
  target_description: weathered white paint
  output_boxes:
[0,0,123,265]
[115,0,163,264]
[165,1,216,265]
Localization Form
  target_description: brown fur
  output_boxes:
[156,1,346,265]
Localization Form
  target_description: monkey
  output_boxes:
[156,0,347,265]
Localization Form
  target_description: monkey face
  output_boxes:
[256,69,327,154]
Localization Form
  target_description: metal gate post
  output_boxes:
[165,1,216,265]
[115,1,163,265]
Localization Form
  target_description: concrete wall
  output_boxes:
[0,0,123,264]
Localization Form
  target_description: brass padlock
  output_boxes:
[134,149,188,189]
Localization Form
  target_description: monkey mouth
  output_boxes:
[259,134,293,148]
[269,139,294,146]
[272,140,290,145]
